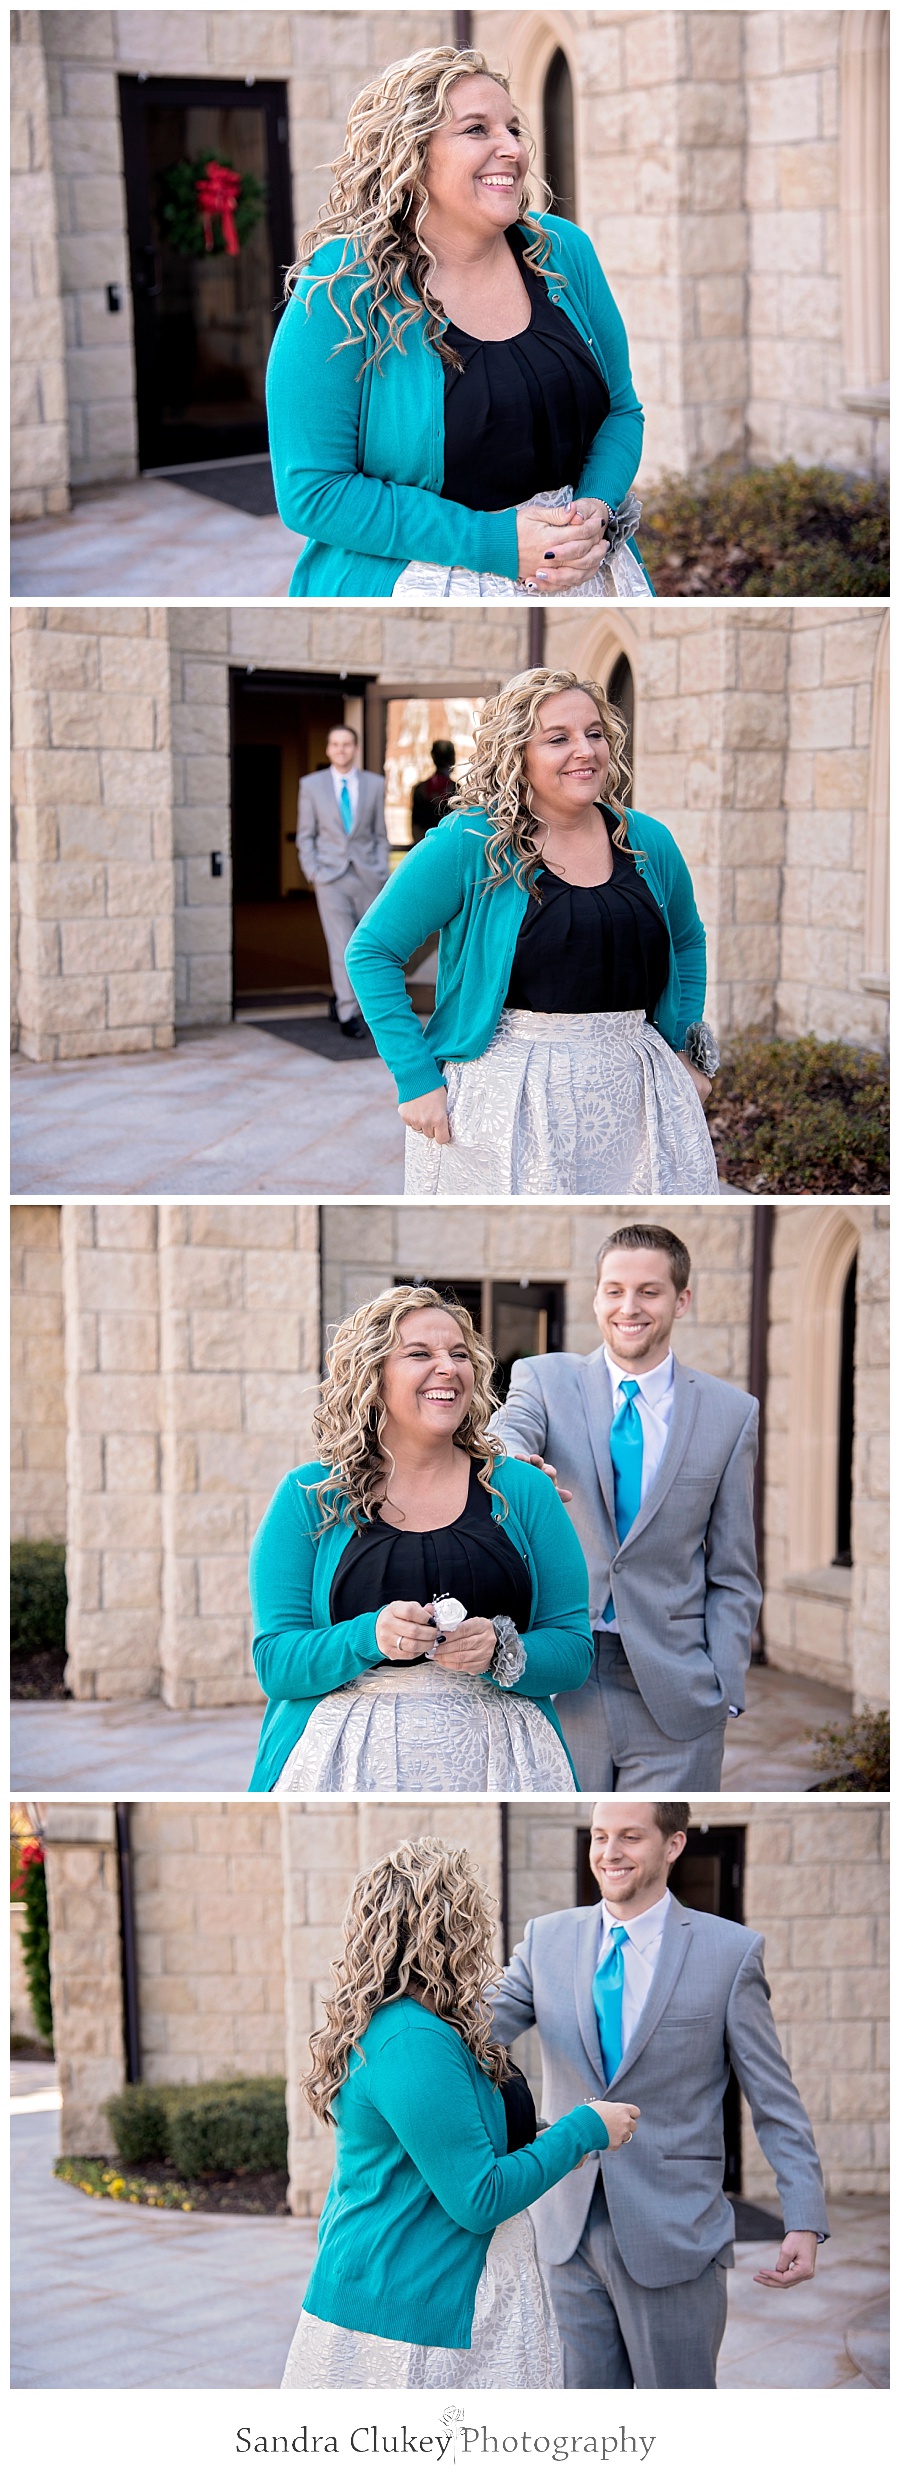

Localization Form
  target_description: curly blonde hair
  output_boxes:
[286,46,553,371]
[450,667,635,896]
[303,1838,507,2122]
[311,1284,504,1529]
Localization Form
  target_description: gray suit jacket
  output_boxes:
[492,1350,761,1739]
[491,1897,828,2285]
[297,769,389,886]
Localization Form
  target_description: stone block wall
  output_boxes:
[11,609,175,1061]
[42,1803,126,2154]
[129,1803,286,2086]
[11,1204,67,1542]
[744,9,887,477]
[10,11,70,519]
[777,605,890,1047]
[167,612,233,1028]
[281,1800,503,2213]
[763,1203,888,1704]
[320,1198,755,1381]
[62,1205,164,1701]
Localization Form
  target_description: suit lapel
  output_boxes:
[619,1361,701,1551]
[575,1351,617,1531]
[574,1908,606,2085]
[606,1897,693,2090]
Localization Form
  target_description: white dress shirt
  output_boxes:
[596,1888,671,2052]
[330,763,360,825]
[595,1348,675,1630]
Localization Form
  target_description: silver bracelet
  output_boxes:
[490,1615,526,1687]
[683,1019,720,1079]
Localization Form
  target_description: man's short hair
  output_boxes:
[654,1802,690,1843]
[431,739,455,767]
[596,1224,691,1296]
[327,723,358,745]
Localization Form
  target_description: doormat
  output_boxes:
[168,460,278,519]
[248,1016,379,1062]
[726,2197,785,2243]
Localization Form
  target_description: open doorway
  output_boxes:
[119,75,293,473]
[230,668,371,1010]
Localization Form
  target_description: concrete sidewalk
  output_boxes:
[11,477,302,599]
[11,1021,405,1196]
[11,2070,887,2389]
[11,1662,852,1796]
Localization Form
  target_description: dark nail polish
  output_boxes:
[544,551,555,561]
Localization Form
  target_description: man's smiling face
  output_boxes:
[593,1246,690,1373]
[589,1804,686,1916]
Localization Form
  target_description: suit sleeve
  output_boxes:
[267,274,520,577]
[724,1940,829,2236]
[490,1360,551,1460]
[372,2020,604,2234]
[297,781,318,884]
[488,1927,538,2048]
[248,1477,383,1701]
[703,1405,762,1711]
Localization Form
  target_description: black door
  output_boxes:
[575,1823,746,2191]
[119,76,294,471]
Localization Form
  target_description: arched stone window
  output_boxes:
[862,612,889,990]
[788,1208,861,1574]
[840,11,889,417]
[543,47,576,220]
[607,650,635,798]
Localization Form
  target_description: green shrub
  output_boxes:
[103,2076,288,2178]
[707,1033,888,1193]
[806,1708,889,1793]
[167,2079,288,2180]
[13,1844,54,2046]
[10,1540,67,1657]
[105,2085,172,2164]
[641,462,889,598]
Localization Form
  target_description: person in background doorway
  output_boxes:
[411,740,457,840]
[297,725,389,1041]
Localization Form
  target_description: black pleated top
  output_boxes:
[329,1459,532,1663]
[440,227,610,514]
[505,834,671,1016]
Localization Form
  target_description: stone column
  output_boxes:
[39,9,138,488]
[282,1802,503,2214]
[166,611,233,1029]
[157,1205,321,1708]
[10,11,70,518]
[850,1207,889,1709]
[129,1803,286,2087]
[11,1203,67,1542]
[778,608,889,1047]
[61,1205,163,1699]
[12,609,176,1061]
[42,1802,126,2154]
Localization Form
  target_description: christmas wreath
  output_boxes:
[159,154,267,259]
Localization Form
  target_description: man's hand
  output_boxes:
[753,2231,818,2289]
[399,1086,451,1144]
[519,1450,572,1504]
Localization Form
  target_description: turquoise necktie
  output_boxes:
[339,779,353,832]
[602,1377,642,1623]
[593,1922,629,2084]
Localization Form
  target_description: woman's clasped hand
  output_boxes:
[516,499,611,592]
[374,1600,497,1672]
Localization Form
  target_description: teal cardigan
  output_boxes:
[347,808,707,1106]
[266,212,644,597]
[248,1451,592,1791]
[304,1997,606,2347]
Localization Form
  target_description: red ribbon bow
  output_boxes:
[195,161,242,257]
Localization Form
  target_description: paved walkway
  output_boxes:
[11,478,301,599]
[11,1662,850,1796]
[11,1022,405,1195]
[11,2070,887,2389]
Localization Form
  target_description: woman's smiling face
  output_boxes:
[524,688,611,818]
[379,1308,475,1444]
[422,76,529,236]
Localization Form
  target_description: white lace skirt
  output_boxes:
[282,2211,563,2390]
[404,1007,719,1197]
[274,1662,575,1793]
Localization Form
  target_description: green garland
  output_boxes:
[158,155,267,259]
